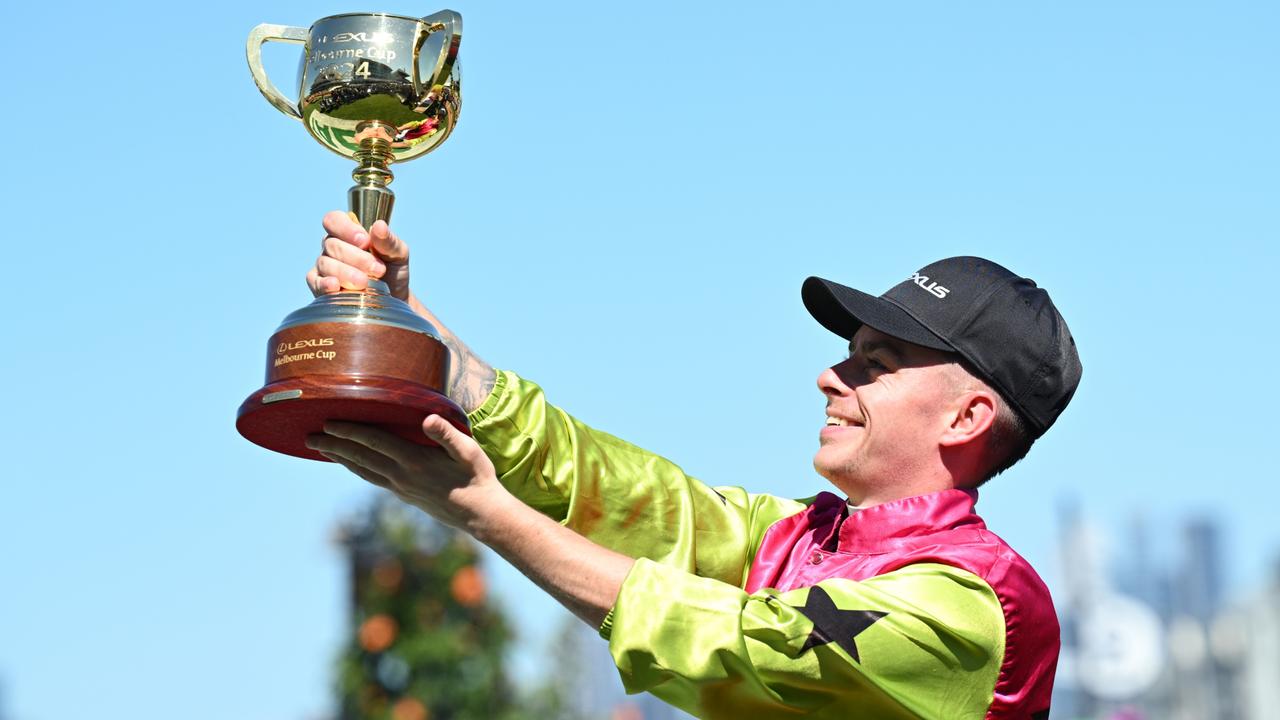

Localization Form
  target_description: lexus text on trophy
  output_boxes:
[237,11,467,461]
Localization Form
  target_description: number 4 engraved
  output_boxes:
[355,61,371,79]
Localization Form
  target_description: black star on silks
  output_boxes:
[790,586,887,663]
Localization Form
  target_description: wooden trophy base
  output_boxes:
[236,375,470,462]
[236,281,468,462]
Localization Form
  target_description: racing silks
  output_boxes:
[469,370,1058,719]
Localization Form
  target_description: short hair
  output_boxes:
[976,398,1035,485]
[952,359,1036,486]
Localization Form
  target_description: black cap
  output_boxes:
[802,257,1081,437]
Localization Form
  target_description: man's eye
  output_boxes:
[867,357,887,370]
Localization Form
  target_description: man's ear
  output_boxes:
[939,390,998,449]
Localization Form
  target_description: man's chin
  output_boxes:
[813,452,868,496]
[812,452,847,484]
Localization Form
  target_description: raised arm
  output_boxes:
[308,210,496,412]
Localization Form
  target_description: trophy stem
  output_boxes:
[349,122,397,231]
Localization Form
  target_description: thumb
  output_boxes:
[369,220,409,265]
[421,414,475,464]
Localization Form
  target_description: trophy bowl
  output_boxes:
[237,11,466,462]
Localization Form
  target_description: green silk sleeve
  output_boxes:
[466,370,805,586]
[601,559,1006,720]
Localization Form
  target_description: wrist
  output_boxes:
[462,485,527,547]
[407,291,429,318]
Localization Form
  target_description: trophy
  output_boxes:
[237,11,466,461]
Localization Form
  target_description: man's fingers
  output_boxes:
[323,236,388,278]
[321,210,371,250]
[306,267,340,296]
[306,433,398,479]
[322,421,420,464]
[420,415,477,465]
[369,220,409,264]
[318,451,395,490]
[316,256,370,290]
[314,215,408,298]
[311,228,388,294]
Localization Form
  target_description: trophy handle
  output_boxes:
[246,23,308,119]
[413,10,462,98]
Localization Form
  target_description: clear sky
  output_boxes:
[2,1,1277,718]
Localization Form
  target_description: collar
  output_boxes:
[814,488,983,552]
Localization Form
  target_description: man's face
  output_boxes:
[814,325,967,502]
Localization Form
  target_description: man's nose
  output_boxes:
[818,359,868,397]
[817,363,853,397]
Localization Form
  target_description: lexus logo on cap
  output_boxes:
[909,272,949,299]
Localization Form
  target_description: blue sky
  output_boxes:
[2,1,1277,718]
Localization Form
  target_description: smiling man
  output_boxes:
[305,214,1081,719]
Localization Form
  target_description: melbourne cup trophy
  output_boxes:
[237,11,466,461]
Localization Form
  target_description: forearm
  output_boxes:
[468,490,634,628]
[467,370,807,585]
[408,291,497,414]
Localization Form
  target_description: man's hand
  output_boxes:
[306,211,411,299]
[309,416,634,627]
[306,416,504,531]
[304,211,497,413]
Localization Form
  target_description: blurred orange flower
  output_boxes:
[449,565,486,607]
[359,614,398,652]
[391,697,429,720]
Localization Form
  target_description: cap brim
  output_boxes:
[802,276,955,352]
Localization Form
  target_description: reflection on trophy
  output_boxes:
[237,11,466,461]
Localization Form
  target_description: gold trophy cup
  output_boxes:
[237,11,466,461]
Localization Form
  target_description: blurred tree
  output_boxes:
[335,497,560,720]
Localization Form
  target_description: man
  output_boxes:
[305,212,1081,719]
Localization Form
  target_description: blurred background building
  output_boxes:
[1052,502,1276,720]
